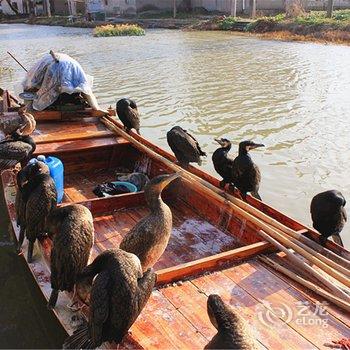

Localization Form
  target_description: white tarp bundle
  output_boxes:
[22,53,99,111]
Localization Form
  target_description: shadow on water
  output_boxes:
[0,180,66,349]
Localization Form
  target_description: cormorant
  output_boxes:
[0,133,36,171]
[15,161,50,253]
[232,140,264,200]
[212,138,235,188]
[18,160,57,262]
[46,204,94,309]
[310,190,347,247]
[166,126,206,166]
[205,294,257,350]
[116,98,140,134]
[120,173,180,272]
[63,249,156,349]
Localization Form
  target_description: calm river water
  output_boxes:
[0,23,350,347]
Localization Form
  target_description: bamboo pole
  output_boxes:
[269,224,350,277]
[257,230,350,303]
[260,256,350,313]
[287,235,350,278]
[260,226,350,288]
[101,116,350,267]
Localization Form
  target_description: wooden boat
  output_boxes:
[1,114,350,349]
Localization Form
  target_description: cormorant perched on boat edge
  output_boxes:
[63,249,156,349]
[205,294,258,349]
[120,173,181,272]
[310,190,347,247]
[167,126,207,166]
[232,140,264,200]
[212,138,234,189]
[116,98,140,134]
[46,204,94,309]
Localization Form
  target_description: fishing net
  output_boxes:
[22,53,99,111]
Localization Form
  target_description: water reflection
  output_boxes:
[1,24,350,251]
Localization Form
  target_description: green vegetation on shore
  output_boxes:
[93,24,145,37]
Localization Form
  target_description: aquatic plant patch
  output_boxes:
[93,24,145,37]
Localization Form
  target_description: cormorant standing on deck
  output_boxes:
[15,161,50,253]
[46,204,94,309]
[63,249,156,349]
[0,133,36,171]
[232,140,264,200]
[120,173,180,272]
[212,138,235,188]
[205,294,258,350]
[18,160,57,262]
[116,98,140,134]
[310,190,347,247]
[167,126,206,166]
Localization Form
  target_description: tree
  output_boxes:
[230,0,237,17]
[0,0,20,14]
[327,0,334,18]
[284,0,305,17]
[173,0,176,18]
[250,0,256,18]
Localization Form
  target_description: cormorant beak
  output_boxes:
[250,143,265,150]
[214,138,226,147]
[160,172,182,190]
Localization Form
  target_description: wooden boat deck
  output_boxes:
[130,259,349,350]
[2,117,350,349]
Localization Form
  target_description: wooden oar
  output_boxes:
[260,256,350,313]
[102,116,350,268]
[258,230,350,303]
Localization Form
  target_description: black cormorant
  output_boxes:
[310,190,347,247]
[46,204,94,309]
[15,161,50,253]
[167,126,206,166]
[116,98,140,134]
[18,160,57,262]
[212,138,235,188]
[232,140,264,200]
[205,294,258,350]
[63,249,156,349]
[120,173,180,272]
[0,133,36,171]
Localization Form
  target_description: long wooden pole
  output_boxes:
[102,116,350,269]
[257,230,350,302]
[259,226,350,288]
[260,256,350,312]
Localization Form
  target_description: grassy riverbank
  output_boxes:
[1,10,349,44]
[191,10,350,45]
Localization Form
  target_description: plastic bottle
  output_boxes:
[37,155,64,203]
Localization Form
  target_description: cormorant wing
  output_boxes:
[90,271,110,346]
[127,106,140,130]
[25,181,57,238]
[183,130,206,156]
[136,269,156,313]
